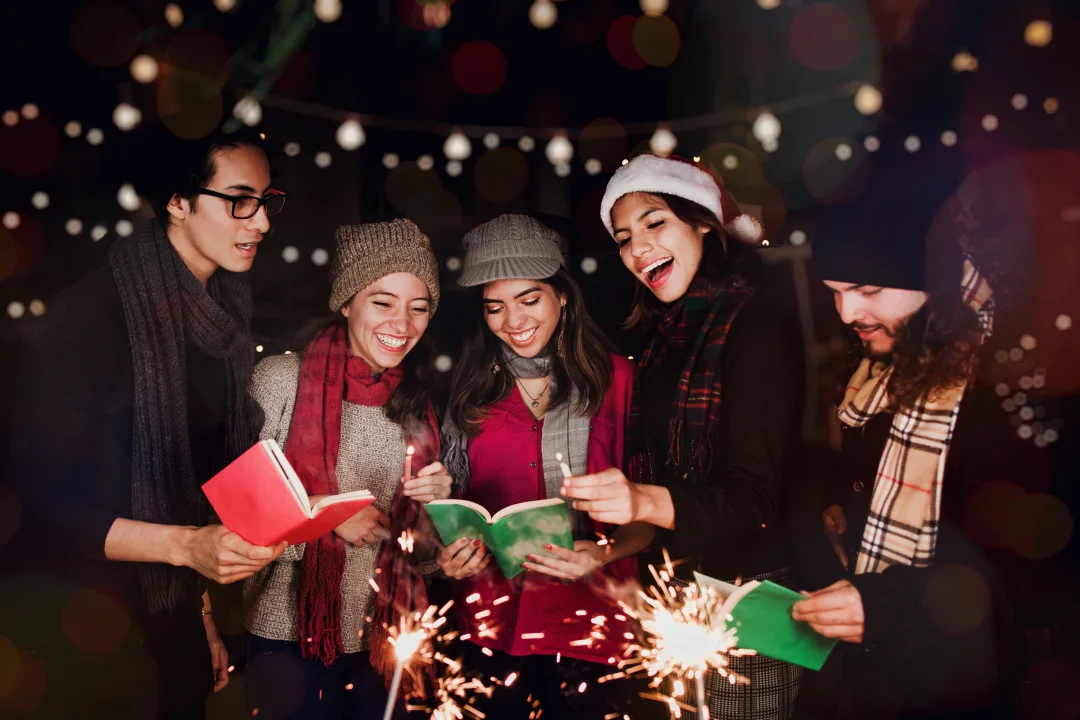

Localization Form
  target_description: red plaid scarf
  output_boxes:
[627,270,755,483]
[288,326,435,675]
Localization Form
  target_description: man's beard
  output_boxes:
[852,322,896,360]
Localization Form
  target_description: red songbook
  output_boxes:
[202,440,376,547]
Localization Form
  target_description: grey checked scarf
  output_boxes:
[110,221,262,614]
[841,256,994,575]
[442,345,591,540]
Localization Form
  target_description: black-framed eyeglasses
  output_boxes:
[196,189,288,219]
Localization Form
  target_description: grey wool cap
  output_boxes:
[458,214,565,287]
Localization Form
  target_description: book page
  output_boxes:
[425,499,493,523]
[311,490,374,515]
[263,440,312,517]
[489,497,566,524]
[719,580,760,617]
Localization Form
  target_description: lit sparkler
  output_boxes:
[598,552,752,719]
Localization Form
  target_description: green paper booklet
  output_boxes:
[694,572,837,671]
[425,498,574,579]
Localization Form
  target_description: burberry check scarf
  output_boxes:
[842,257,994,574]
[627,266,755,483]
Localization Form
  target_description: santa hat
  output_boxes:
[599,154,764,245]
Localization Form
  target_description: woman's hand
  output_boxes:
[437,537,491,579]
[521,541,606,581]
[560,468,648,525]
[333,504,390,547]
[822,504,849,569]
[203,615,230,692]
[404,461,453,503]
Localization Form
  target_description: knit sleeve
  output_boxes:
[663,300,803,556]
[9,276,128,560]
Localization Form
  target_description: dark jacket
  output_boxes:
[804,384,1048,719]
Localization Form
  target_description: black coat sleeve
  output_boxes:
[664,301,804,558]
[10,279,128,561]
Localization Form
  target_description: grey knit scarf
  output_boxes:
[442,345,591,540]
[110,221,261,615]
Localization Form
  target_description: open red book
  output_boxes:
[202,440,375,547]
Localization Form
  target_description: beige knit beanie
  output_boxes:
[328,218,440,314]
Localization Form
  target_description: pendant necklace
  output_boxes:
[517,379,549,408]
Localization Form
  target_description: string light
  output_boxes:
[545,134,574,165]
[115,219,134,237]
[284,142,301,157]
[65,219,83,235]
[941,130,958,147]
[446,160,463,177]
[529,1,557,30]
[86,128,103,145]
[28,299,46,317]
[483,133,500,149]
[790,230,807,246]
[31,192,49,210]
[752,111,781,147]
[435,355,453,372]
[2,212,19,230]
[113,103,141,131]
[314,151,332,168]
[443,131,472,161]
[641,0,669,16]
[518,136,536,152]
[213,0,237,12]
[863,135,880,152]
[233,97,263,127]
[554,162,571,177]
[1055,314,1072,331]
[382,153,400,169]
[7,302,26,320]
[91,225,108,242]
[314,0,342,23]
[853,84,882,115]
[585,159,602,175]
[117,184,141,212]
[649,126,677,157]
[951,52,978,72]
[1043,97,1060,114]
[65,121,82,138]
[417,154,435,171]
[164,3,183,27]
[282,246,300,263]
[904,135,921,152]
[130,55,159,84]
[1012,94,1029,110]
[21,104,39,120]
[981,114,999,132]
[834,143,852,161]
[2,110,17,127]
[335,118,365,150]
[756,0,781,8]
[311,249,329,266]
[445,257,461,271]
[581,257,598,274]
[722,154,738,170]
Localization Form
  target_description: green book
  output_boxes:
[425,498,574,579]
[694,572,837,671]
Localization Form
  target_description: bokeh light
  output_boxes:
[529,1,557,30]
[544,134,573,165]
[314,0,342,23]
[640,0,669,17]
[30,192,48,210]
[130,55,159,84]
[70,0,141,68]
[648,126,677,157]
[517,136,535,152]
[282,246,299,263]
[981,114,999,132]
[314,151,332,168]
[921,564,990,635]
[483,133,500,150]
[382,153,400,169]
[803,136,871,204]
[864,135,880,152]
[435,354,453,372]
[1011,93,1029,111]
[6,302,24,320]
[284,142,301,157]
[584,158,601,175]
[311,249,329,266]
[445,160,462,177]
[1,112,17,127]
[417,154,434,171]
[941,130,958,147]
[2,213,19,231]
[164,2,183,27]
[452,41,507,96]
[64,121,82,138]
[756,0,781,8]
[20,105,38,121]
[335,118,365,150]
[115,219,133,237]
[853,84,882,115]
[443,131,472,161]
[1024,20,1052,47]
[578,117,627,171]
[790,230,807,246]
[117,184,141,212]
[232,97,262,127]
[65,219,83,236]
[581,257,598,274]
[904,135,921,152]
[1010,493,1073,560]
[1043,97,1060,114]
[474,148,529,204]
[632,15,681,68]
[951,51,978,72]
[789,3,857,71]
[607,16,646,70]
[62,587,131,654]
[422,1,451,29]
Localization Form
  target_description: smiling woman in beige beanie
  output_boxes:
[243,218,450,719]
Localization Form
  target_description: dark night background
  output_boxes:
[2,0,1080,716]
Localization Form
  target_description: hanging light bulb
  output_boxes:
[233,96,262,127]
[113,103,142,131]
[545,134,574,165]
[752,111,781,145]
[130,55,159,84]
[314,0,343,23]
[1024,20,1052,47]
[117,184,141,211]
[853,85,882,115]
[649,126,677,157]
[336,117,365,150]
[443,131,472,161]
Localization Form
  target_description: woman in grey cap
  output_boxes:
[438,214,654,719]
[243,219,451,719]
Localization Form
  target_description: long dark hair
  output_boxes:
[621,192,762,330]
[448,268,615,435]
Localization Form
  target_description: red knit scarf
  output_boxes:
[287,325,435,672]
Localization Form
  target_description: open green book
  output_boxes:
[425,498,574,579]
[695,572,837,671]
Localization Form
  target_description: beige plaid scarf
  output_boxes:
[840,257,994,575]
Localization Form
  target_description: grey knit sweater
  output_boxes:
[242,353,407,653]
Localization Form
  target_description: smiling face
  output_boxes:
[341,272,431,373]
[824,280,929,358]
[482,278,565,358]
[611,192,712,303]
[165,144,274,284]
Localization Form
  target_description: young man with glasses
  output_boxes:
[5,128,288,719]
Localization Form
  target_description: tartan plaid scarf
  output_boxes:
[627,269,755,483]
[842,257,994,575]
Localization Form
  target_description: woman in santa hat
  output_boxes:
[562,154,806,719]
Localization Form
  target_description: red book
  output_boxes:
[202,440,376,547]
